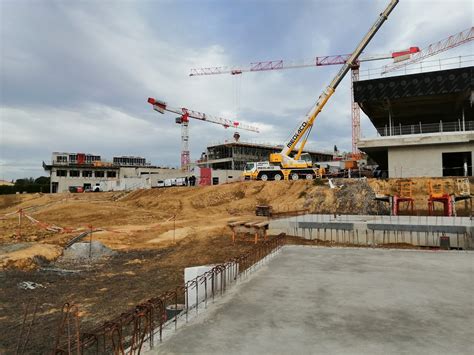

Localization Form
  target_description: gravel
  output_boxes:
[61,241,115,262]
[333,178,390,215]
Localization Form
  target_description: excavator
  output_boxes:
[243,0,399,181]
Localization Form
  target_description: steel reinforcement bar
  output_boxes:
[53,234,285,354]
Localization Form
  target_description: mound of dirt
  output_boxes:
[0,243,62,270]
[191,188,247,208]
[334,179,390,215]
[61,241,115,262]
[303,179,390,215]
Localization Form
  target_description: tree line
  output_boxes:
[0,177,50,195]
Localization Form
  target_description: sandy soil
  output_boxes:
[0,178,472,353]
[0,243,62,270]
[0,178,472,269]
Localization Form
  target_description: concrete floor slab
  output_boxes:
[156,246,474,354]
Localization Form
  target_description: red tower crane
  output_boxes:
[189,48,419,154]
[382,27,474,74]
[147,98,259,171]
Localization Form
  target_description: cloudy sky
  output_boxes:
[0,0,472,180]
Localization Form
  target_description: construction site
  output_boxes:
[1,0,473,354]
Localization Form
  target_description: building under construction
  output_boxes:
[356,66,473,178]
[197,142,333,171]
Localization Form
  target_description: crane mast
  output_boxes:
[278,0,399,162]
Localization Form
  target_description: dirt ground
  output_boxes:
[0,178,472,269]
[0,235,259,354]
[0,178,472,353]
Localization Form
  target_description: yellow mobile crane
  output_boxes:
[243,0,399,181]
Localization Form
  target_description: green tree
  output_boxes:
[14,178,34,186]
[34,176,50,185]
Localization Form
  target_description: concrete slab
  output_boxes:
[156,246,474,354]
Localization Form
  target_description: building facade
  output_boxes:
[355,66,473,178]
[43,152,184,193]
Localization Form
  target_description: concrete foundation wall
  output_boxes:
[270,214,474,249]
[388,143,474,178]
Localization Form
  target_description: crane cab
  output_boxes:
[243,162,257,180]
[300,153,313,167]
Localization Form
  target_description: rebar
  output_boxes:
[52,234,285,354]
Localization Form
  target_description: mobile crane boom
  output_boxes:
[280,0,399,159]
[243,0,399,181]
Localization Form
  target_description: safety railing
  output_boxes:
[373,120,474,137]
[52,235,285,354]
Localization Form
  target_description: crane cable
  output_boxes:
[233,74,242,120]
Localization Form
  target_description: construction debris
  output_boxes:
[18,281,45,290]
[61,241,115,262]
[333,179,390,215]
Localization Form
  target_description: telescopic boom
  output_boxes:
[280,0,399,159]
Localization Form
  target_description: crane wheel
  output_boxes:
[305,174,314,180]
[274,174,282,181]
[260,174,269,181]
[291,173,299,181]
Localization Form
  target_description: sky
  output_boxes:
[0,0,472,180]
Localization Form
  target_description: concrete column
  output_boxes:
[388,108,393,136]
[231,146,235,171]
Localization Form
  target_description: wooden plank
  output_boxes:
[227,221,247,227]
[244,221,261,227]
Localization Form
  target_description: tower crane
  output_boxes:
[147,98,259,171]
[190,28,472,155]
[189,49,419,77]
[189,49,418,157]
[382,27,473,74]
[238,0,399,180]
